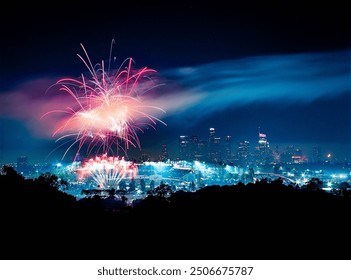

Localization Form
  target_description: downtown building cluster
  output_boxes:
[177,127,323,166]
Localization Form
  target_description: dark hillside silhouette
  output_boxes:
[1,166,350,260]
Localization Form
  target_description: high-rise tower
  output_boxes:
[179,135,189,160]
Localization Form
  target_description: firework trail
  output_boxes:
[77,154,137,188]
[43,41,166,160]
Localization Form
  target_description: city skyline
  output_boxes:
[1,3,350,164]
[2,125,345,165]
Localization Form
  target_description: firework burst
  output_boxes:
[43,40,166,160]
[77,154,137,188]
[42,41,167,190]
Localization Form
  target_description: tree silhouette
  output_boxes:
[305,177,323,191]
[2,165,23,180]
[36,172,60,188]
[1,163,351,260]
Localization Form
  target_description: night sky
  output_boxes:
[0,3,350,163]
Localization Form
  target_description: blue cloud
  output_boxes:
[162,50,350,118]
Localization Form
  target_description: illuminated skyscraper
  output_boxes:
[224,135,232,163]
[213,136,222,162]
[189,135,199,161]
[197,139,208,161]
[256,128,272,164]
[208,128,222,163]
[273,145,280,163]
[208,128,215,161]
[258,132,269,150]
[238,140,250,165]
[209,127,215,140]
[179,135,189,160]
[160,144,168,161]
[189,135,207,161]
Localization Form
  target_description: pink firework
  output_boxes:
[77,154,137,188]
[43,41,166,159]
